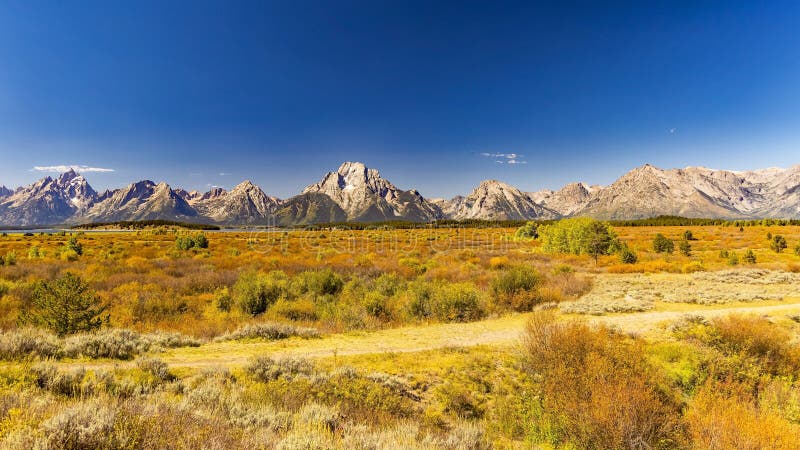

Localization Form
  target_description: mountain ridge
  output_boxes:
[2,162,800,226]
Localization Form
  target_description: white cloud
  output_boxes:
[219,172,231,176]
[481,152,527,165]
[32,165,114,173]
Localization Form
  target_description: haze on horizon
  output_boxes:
[1,1,799,198]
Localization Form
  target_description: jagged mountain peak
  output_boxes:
[302,162,440,222]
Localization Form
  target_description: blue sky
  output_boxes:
[1,1,799,198]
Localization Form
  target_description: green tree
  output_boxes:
[652,234,674,254]
[770,235,787,253]
[679,238,691,256]
[586,220,616,264]
[539,218,617,260]
[744,249,757,264]
[20,273,108,336]
[795,243,800,257]
[514,222,539,241]
[682,230,694,241]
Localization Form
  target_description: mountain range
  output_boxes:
[1,162,799,226]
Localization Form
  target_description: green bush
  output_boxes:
[652,233,674,253]
[291,269,344,299]
[66,237,83,256]
[770,235,787,253]
[175,232,209,251]
[679,238,692,256]
[3,251,16,266]
[431,282,484,322]
[490,266,542,311]
[234,271,288,316]
[618,245,638,264]
[744,249,757,264]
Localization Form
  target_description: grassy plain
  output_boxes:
[1,223,800,448]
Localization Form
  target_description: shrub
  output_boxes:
[652,233,674,253]
[795,243,800,256]
[771,235,788,253]
[214,287,233,312]
[523,312,686,448]
[63,329,147,360]
[683,230,694,241]
[296,402,341,431]
[3,251,16,266]
[744,249,757,264]
[679,238,692,256]
[617,244,638,264]
[215,322,319,342]
[728,252,739,266]
[39,401,117,449]
[431,282,484,322]
[0,327,62,360]
[65,237,83,256]
[292,269,344,299]
[175,232,209,251]
[247,356,315,382]
[136,356,173,381]
[490,266,542,311]
[234,271,287,316]
[20,273,109,336]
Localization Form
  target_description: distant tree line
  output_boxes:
[72,220,220,230]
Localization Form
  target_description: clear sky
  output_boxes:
[1,1,799,198]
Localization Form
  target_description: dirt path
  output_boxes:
[58,300,800,371]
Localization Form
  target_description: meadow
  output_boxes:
[1,222,800,449]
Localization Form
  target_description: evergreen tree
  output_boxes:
[652,234,674,254]
[679,238,691,256]
[21,273,108,336]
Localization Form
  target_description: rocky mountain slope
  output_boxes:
[190,181,280,224]
[301,162,442,222]
[2,162,800,226]
[529,182,600,216]
[79,180,199,223]
[0,170,96,226]
[442,180,559,220]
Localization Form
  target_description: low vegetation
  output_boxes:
[1,222,800,447]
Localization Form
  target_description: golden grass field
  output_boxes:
[1,223,800,448]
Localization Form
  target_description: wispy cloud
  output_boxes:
[480,152,527,165]
[32,165,115,173]
[218,172,231,176]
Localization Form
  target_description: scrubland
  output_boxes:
[1,223,800,448]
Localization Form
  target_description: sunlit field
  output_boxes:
[1,222,800,448]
